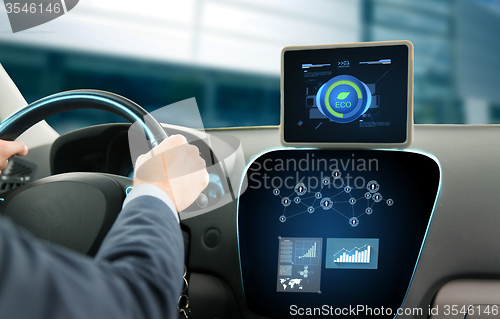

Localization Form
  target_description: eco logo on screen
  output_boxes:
[316,75,372,123]
[4,0,79,33]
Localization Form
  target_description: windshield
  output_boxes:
[0,0,498,134]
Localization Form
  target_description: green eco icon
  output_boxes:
[336,92,351,100]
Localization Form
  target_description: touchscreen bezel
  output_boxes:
[280,41,414,149]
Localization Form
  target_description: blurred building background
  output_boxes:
[0,0,498,134]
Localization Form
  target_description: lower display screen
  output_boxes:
[238,150,440,318]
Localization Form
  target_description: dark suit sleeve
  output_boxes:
[0,195,184,319]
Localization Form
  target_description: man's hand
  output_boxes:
[0,140,28,173]
[133,135,209,212]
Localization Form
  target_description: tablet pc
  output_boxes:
[280,41,413,148]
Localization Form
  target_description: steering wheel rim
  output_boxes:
[0,89,167,146]
[0,89,168,256]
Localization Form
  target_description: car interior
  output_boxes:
[0,1,499,319]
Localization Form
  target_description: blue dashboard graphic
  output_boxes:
[316,75,372,123]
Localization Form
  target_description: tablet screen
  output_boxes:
[282,42,412,147]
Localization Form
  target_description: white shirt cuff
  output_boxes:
[122,184,179,223]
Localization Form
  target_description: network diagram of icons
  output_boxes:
[273,170,394,227]
[316,75,372,123]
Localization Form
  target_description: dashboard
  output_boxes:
[7,123,500,319]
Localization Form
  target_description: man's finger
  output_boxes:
[153,135,187,154]
[0,140,28,158]
[0,159,8,171]
[135,153,150,170]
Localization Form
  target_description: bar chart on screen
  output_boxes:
[326,238,379,269]
[333,244,371,264]
[294,240,321,265]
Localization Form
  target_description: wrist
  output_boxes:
[133,180,178,211]
[124,184,180,223]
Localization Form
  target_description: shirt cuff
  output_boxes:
[122,184,179,223]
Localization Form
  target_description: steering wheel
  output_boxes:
[0,90,168,256]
